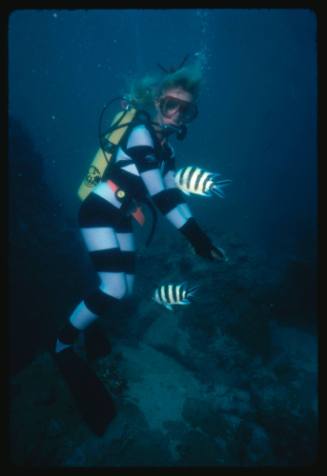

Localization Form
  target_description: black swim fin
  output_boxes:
[53,348,116,436]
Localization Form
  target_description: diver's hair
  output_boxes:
[127,61,202,112]
[127,73,161,112]
[159,62,202,100]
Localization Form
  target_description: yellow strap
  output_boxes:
[77,108,137,201]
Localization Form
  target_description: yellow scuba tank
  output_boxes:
[77,103,137,201]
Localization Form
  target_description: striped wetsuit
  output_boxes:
[58,121,194,343]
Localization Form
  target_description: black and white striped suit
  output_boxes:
[64,121,193,335]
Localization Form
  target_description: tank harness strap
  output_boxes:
[107,180,145,226]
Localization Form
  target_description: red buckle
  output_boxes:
[132,207,145,226]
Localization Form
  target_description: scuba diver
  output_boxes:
[53,57,226,436]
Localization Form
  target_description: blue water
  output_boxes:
[8,9,318,466]
[9,8,317,258]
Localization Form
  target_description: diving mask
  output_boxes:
[159,96,198,124]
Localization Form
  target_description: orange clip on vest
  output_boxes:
[107,180,145,226]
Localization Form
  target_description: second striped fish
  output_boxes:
[153,283,199,311]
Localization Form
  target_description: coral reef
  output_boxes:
[9,117,93,374]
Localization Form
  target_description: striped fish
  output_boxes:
[153,283,199,311]
[175,166,232,198]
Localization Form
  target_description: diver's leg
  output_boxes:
[55,194,127,354]
[52,222,121,435]
[83,215,136,358]
[55,301,98,354]
[79,224,125,359]
[52,194,130,435]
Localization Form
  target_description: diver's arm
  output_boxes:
[126,127,225,260]
[128,145,191,229]
[179,218,226,261]
[130,145,224,259]
[125,125,191,229]
[162,157,193,220]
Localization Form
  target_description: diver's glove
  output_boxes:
[179,218,226,261]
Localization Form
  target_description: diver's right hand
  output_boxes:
[209,244,227,261]
[180,218,226,262]
[190,241,226,261]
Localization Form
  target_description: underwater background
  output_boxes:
[9,9,318,467]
